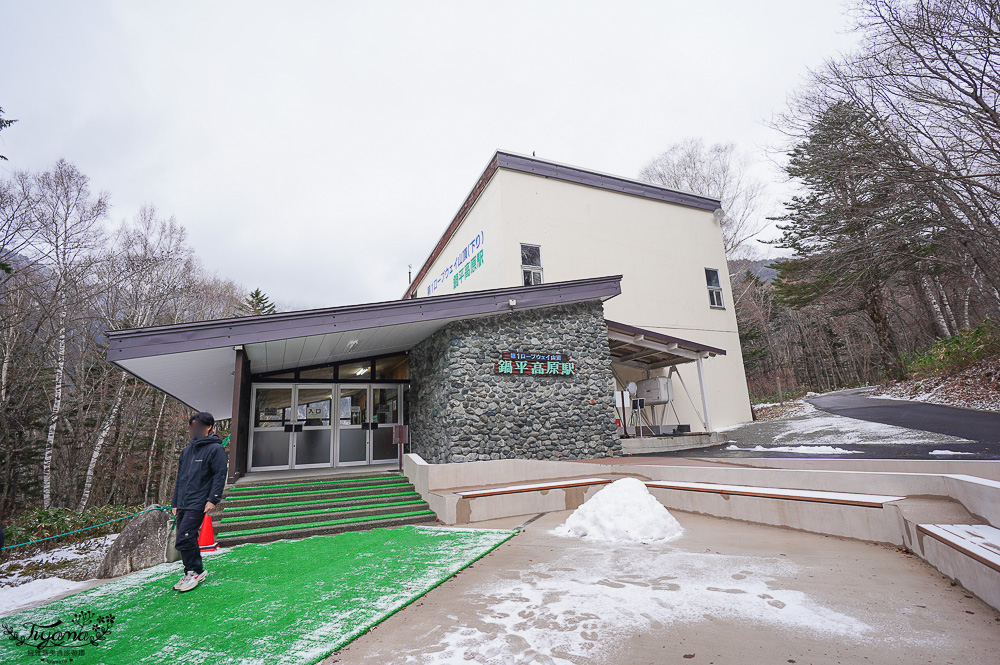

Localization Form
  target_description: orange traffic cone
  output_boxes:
[199,512,218,552]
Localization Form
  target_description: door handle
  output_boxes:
[361,422,370,430]
[293,424,303,432]
[370,422,379,429]
[284,424,293,433]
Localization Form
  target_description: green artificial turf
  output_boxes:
[0,525,517,665]
[218,509,436,539]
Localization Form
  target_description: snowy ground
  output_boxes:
[0,534,118,616]
[871,358,1000,413]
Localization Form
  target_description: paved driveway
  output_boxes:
[810,388,1000,445]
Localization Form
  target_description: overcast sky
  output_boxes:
[0,1,859,310]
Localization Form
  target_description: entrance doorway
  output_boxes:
[249,383,403,471]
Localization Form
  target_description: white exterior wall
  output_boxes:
[414,168,753,429]
[415,175,505,298]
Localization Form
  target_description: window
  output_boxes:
[375,354,410,380]
[337,360,372,380]
[521,243,543,286]
[705,268,725,308]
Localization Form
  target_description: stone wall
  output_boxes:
[407,300,621,463]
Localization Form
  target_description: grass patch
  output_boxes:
[0,525,516,665]
[1,506,142,560]
[906,319,1000,377]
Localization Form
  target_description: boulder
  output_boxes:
[96,505,170,578]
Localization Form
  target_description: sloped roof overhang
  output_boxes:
[106,275,622,418]
[606,319,726,371]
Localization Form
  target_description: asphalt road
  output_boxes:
[808,389,1000,445]
[653,388,1000,459]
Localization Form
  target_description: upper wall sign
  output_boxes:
[426,231,485,296]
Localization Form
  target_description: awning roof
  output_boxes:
[606,320,726,371]
[106,276,622,418]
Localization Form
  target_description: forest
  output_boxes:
[1,0,999,525]
[642,0,1000,401]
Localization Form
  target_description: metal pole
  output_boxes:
[696,354,712,432]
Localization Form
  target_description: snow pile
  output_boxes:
[552,478,683,543]
[0,577,88,616]
[727,444,861,455]
[928,450,975,456]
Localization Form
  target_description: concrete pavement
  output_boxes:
[323,511,1000,665]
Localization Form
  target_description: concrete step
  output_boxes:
[218,490,423,518]
[221,480,417,507]
[228,471,405,490]
[216,499,431,532]
[225,473,407,495]
[216,509,439,546]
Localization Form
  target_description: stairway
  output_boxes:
[214,472,437,546]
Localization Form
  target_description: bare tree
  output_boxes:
[77,206,197,510]
[638,139,769,257]
[30,160,108,508]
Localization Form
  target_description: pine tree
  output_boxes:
[241,288,277,316]
[770,101,933,379]
[0,106,15,162]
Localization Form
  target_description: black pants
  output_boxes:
[175,508,205,574]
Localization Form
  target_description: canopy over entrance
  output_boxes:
[105,276,623,418]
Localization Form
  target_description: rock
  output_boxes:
[96,505,170,578]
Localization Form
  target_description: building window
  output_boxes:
[705,268,725,308]
[521,243,543,286]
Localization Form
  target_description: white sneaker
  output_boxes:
[173,571,193,591]
[177,570,207,592]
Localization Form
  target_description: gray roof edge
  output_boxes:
[106,275,623,360]
[495,151,722,212]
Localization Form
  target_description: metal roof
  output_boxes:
[404,150,722,298]
[106,276,622,417]
[606,320,726,371]
[495,151,722,211]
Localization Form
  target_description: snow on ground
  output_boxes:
[728,400,817,426]
[726,444,861,455]
[872,359,1000,413]
[0,534,118,616]
[552,478,683,543]
[0,577,89,616]
[928,450,975,456]
[766,408,950,446]
[401,541,916,665]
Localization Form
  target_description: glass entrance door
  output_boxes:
[251,382,404,470]
[250,386,294,470]
[337,386,369,465]
[371,386,401,462]
[336,385,404,465]
[250,384,334,471]
[294,386,333,468]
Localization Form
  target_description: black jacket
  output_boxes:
[171,434,227,509]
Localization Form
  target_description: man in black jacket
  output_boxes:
[171,411,227,592]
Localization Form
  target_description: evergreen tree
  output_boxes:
[770,101,933,379]
[0,107,15,162]
[241,288,277,316]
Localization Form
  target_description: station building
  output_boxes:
[106,151,750,483]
